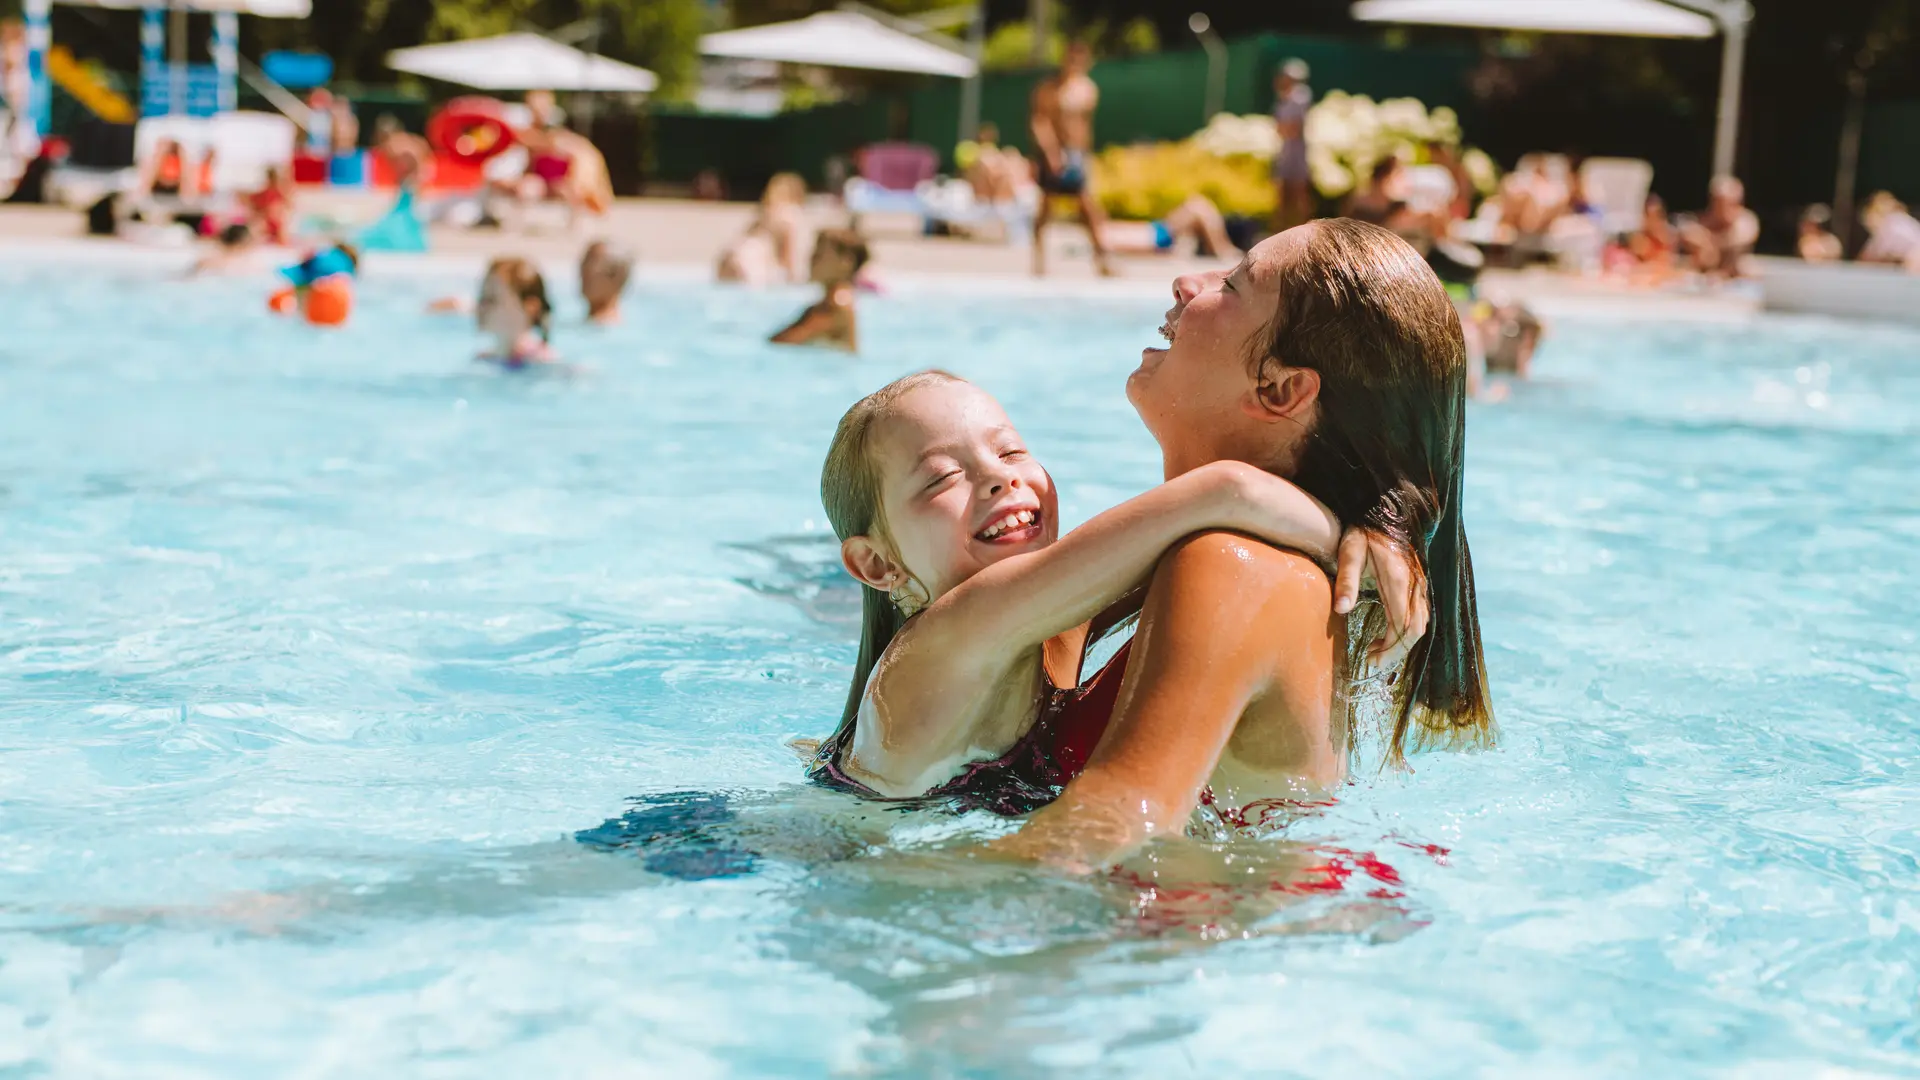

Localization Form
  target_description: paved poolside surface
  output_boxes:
[0,196,1760,322]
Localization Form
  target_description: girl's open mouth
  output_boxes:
[974,507,1043,544]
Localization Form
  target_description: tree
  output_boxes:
[250,0,705,101]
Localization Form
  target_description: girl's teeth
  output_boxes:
[981,510,1036,539]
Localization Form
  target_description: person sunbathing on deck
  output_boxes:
[1100,194,1241,260]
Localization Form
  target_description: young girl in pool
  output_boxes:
[771,228,868,352]
[474,256,558,368]
[807,370,1410,810]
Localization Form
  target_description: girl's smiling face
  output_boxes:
[841,381,1058,604]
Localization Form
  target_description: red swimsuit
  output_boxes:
[808,639,1131,816]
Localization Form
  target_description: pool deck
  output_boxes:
[0,196,1761,322]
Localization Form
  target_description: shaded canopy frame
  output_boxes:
[19,0,313,133]
[386,33,659,93]
[1349,0,1753,187]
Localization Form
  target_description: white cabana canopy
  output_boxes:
[700,12,977,78]
[1352,0,1751,187]
[51,0,309,13]
[1351,0,1711,37]
[387,34,659,93]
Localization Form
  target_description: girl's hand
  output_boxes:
[1332,527,1428,668]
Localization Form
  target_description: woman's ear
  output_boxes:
[1242,365,1321,423]
[840,536,900,591]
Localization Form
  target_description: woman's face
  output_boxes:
[809,239,859,285]
[861,382,1058,602]
[1128,228,1310,478]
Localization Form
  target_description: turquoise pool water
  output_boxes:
[3,256,1919,1077]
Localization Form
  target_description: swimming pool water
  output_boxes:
[3,255,1919,1077]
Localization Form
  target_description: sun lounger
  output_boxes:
[1578,157,1654,238]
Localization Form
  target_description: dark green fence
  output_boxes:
[645,31,1480,193]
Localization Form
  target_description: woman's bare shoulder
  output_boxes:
[1157,530,1332,608]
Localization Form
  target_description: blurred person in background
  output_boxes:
[137,137,190,201]
[1796,204,1843,262]
[692,169,727,201]
[1029,41,1111,277]
[328,95,358,163]
[959,121,1032,206]
[2,19,37,168]
[1859,192,1920,272]
[717,172,810,286]
[771,228,869,351]
[374,114,431,189]
[580,240,634,325]
[1344,156,1456,245]
[1605,193,1679,285]
[1499,155,1571,243]
[1101,194,1240,260]
[245,164,293,245]
[1270,59,1314,232]
[301,88,333,158]
[193,146,218,197]
[1679,176,1759,278]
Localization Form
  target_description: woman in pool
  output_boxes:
[716,173,810,287]
[771,228,869,352]
[474,256,557,368]
[995,218,1493,870]
[813,219,1488,871]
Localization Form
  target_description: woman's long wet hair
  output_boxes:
[1257,218,1494,759]
[816,370,966,746]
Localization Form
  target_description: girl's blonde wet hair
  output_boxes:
[818,369,967,734]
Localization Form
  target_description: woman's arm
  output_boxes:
[988,532,1338,872]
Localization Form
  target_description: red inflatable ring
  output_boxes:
[428,97,518,167]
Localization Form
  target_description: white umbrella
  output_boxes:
[52,0,309,13]
[387,33,659,93]
[1351,0,1711,37]
[1351,0,1752,187]
[701,12,977,78]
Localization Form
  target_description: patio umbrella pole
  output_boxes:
[1707,0,1751,182]
[958,3,982,141]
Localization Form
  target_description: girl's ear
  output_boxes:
[840,535,900,591]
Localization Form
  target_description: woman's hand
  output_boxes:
[1332,527,1429,668]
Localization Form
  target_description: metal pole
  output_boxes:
[1028,0,1049,66]
[1833,69,1867,251]
[1190,13,1226,122]
[959,3,983,141]
[22,0,51,141]
[169,3,188,116]
[140,6,165,117]
[212,11,238,115]
[1708,1,1750,182]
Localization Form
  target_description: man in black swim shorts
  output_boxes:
[1028,41,1112,277]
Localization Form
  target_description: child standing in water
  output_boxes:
[579,240,635,326]
[474,256,557,368]
[771,228,868,352]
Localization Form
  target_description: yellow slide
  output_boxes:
[47,46,136,125]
